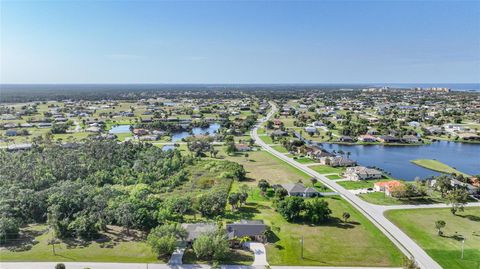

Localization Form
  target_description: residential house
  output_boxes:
[319,156,357,167]
[280,183,319,197]
[358,134,377,142]
[339,136,354,143]
[139,135,160,141]
[402,135,420,143]
[378,135,401,143]
[132,128,148,136]
[344,166,383,181]
[181,223,217,245]
[451,178,479,195]
[374,180,404,196]
[235,144,251,152]
[305,126,317,134]
[271,130,288,137]
[458,133,480,141]
[226,220,267,245]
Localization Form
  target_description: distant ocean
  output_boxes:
[0,83,479,92]
[374,83,480,92]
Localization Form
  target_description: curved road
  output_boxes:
[252,102,443,269]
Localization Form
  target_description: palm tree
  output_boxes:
[342,212,351,223]
[435,220,446,236]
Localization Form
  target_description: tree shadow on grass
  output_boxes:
[291,216,360,230]
[223,206,261,221]
[3,228,44,252]
[457,214,480,222]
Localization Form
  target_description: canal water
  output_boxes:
[109,125,131,133]
[322,141,480,180]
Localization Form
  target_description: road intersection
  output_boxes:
[251,102,445,269]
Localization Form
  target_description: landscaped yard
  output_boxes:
[385,207,480,269]
[0,225,158,262]
[227,191,403,267]
[309,165,346,175]
[411,159,470,177]
[182,248,253,265]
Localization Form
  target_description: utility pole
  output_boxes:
[300,235,304,259]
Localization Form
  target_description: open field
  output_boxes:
[385,207,480,269]
[0,225,158,263]
[411,159,470,177]
[293,157,317,164]
[309,165,346,175]
[359,191,448,205]
[221,150,311,185]
[338,179,391,190]
[270,145,288,153]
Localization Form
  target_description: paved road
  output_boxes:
[378,202,480,212]
[0,262,402,269]
[252,102,442,269]
[243,242,268,266]
[168,247,186,265]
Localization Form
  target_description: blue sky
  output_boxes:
[1,0,479,84]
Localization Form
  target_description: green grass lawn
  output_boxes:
[337,179,390,190]
[359,191,447,205]
[220,150,311,185]
[182,248,253,265]
[294,157,317,164]
[260,135,274,144]
[257,127,266,135]
[309,165,346,175]
[385,207,480,269]
[326,174,342,180]
[271,145,289,153]
[0,225,158,262]
[411,159,470,177]
[227,191,403,267]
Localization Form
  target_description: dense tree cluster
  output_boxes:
[0,140,193,240]
[275,196,332,223]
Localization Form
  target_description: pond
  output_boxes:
[162,145,175,151]
[322,141,480,180]
[171,123,221,142]
[109,125,131,134]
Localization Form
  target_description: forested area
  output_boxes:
[0,140,245,245]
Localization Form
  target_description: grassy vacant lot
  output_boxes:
[326,174,342,180]
[260,135,274,144]
[294,157,317,164]
[337,179,391,190]
[271,145,289,153]
[385,207,480,269]
[227,186,403,267]
[309,165,346,175]
[0,225,157,262]
[411,159,469,176]
[359,191,448,205]
[221,150,311,185]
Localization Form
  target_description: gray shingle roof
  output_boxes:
[226,220,266,239]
